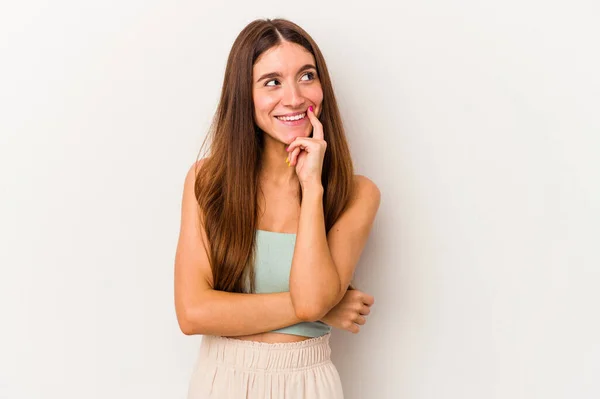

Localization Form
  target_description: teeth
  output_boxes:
[277,113,306,121]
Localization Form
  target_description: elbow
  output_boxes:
[293,301,330,322]
[179,321,196,335]
[295,307,324,323]
[179,322,195,336]
[176,306,204,336]
[177,312,196,335]
[292,287,342,322]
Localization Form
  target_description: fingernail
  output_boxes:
[309,106,313,112]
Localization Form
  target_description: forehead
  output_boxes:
[253,41,316,75]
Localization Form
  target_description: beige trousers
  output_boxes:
[187,333,344,399]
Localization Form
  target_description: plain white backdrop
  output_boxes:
[1,1,599,398]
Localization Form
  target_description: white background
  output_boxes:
[1,1,599,398]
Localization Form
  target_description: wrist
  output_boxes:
[300,180,323,194]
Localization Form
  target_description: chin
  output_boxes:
[263,125,311,144]
[280,129,309,141]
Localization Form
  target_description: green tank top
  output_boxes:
[253,229,332,337]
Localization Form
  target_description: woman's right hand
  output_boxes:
[320,288,375,334]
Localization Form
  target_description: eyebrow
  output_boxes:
[256,64,317,83]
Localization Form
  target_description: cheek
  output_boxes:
[254,94,278,117]
[307,86,324,106]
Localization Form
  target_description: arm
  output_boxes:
[178,291,302,337]
[174,161,303,336]
[290,176,381,322]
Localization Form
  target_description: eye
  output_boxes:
[265,79,280,87]
[300,71,316,81]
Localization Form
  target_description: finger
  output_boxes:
[354,315,366,325]
[343,320,360,334]
[362,294,375,306]
[306,106,324,140]
[359,305,371,316]
[291,147,301,166]
[285,141,303,156]
[287,137,322,154]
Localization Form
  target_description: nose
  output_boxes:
[281,82,305,108]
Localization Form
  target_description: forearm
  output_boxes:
[290,182,342,321]
[180,290,303,336]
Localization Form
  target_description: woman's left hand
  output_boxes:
[286,106,326,188]
[320,288,374,334]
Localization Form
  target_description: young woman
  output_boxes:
[174,18,381,398]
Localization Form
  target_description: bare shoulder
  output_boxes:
[328,174,381,235]
[184,158,209,183]
[352,174,381,208]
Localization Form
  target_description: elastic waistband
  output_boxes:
[198,333,332,372]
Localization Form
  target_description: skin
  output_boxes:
[173,40,379,344]
[235,41,325,342]
[232,41,372,343]
[253,41,323,189]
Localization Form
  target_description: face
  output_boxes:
[252,41,323,145]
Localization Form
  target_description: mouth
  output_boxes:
[275,112,306,121]
[274,112,308,126]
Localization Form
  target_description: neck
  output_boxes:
[260,134,299,188]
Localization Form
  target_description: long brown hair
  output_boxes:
[194,18,355,293]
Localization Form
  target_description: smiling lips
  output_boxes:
[275,112,307,122]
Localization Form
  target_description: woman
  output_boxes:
[174,18,381,398]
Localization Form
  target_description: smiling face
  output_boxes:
[252,41,323,145]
